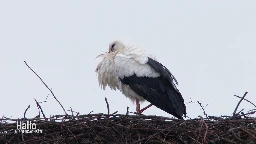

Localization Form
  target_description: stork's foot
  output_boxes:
[135,99,153,114]
[140,104,153,113]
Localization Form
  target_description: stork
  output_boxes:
[95,40,186,119]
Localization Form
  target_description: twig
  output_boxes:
[235,109,244,117]
[105,97,110,115]
[126,107,129,115]
[200,116,208,144]
[196,116,204,143]
[242,109,256,117]
[197,101,208,118]
[241,112,247,119]
[233,92,248,116]
[34,98,46,120]
[234,94,255,108]
[112,111,118,115]
[21,131,24,142]
[43,94,49,103]
[69,107,74,117]
[24,61,67,115]
[23,105,30,118]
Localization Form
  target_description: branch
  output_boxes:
[234,94,255,108]
[23,105,30,119]
[126,107,129,115]
[105,97,110,115]
[197,101,208,118]
[24,61,67,115]
[233,92,248,116]
[34,98,46,119]
[199,116,208,144]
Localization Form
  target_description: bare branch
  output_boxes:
[234,94,255,108]
[126,107,129,115]
[233,92,248,116]
[23,105,30,119]
[24,61,67,115]
[34,98,46,120]
[197,101,208,118]
[199,116,208,144]
[105,97,110,115]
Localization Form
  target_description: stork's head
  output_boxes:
[96,40,125,59]
[108,40,125,53]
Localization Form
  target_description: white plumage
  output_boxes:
[96,40,186,119]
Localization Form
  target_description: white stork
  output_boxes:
[95,40,186,119]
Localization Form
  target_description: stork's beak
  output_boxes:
[95,52,107,59]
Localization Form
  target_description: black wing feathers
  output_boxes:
[119,58,186,119]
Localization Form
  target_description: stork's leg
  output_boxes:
[135,99,153,114]
[140,104,153,113]
[136,99,141,114]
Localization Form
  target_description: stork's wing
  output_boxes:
[117,56,186,119]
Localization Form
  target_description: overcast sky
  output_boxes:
[0,1,255,119]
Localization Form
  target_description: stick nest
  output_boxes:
[1,62,255,143]
[0,114,255,144]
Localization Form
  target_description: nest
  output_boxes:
[0,113,255,144]
[1,62,255,143]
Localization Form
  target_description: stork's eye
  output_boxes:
[110,43,115,51]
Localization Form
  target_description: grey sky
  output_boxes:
[0,1,255,119]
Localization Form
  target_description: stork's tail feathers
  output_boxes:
[166,89,186,119]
